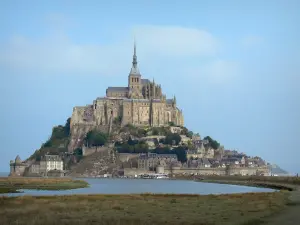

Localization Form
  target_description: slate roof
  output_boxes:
[166,99,173,104]
[141,79,150,84]
[129,66,141,75]
[106,87,129,92]
[43,155,62,161]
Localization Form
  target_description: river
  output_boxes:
[1,178,275,197]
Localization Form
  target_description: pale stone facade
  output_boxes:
[39,155,63,174]
[9,155,27,176]
[69,42,184,151]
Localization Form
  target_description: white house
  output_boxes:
[40,155,63,173]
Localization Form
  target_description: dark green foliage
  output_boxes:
[74,148,83,156]
[152,146,172,154]
[127,137,139,146]
[187,131,193,138]
[117,142,149,153]
[168,122,175,126]
[173,146,187,163]
[51,126,66,139]
[180,127,193,138]
[164,133,181,145]
[204,136,220,150]
[119,124,147,138]
[64,118,71,136]
[113,116,122,125]
[152,128,159,135]
[150,127,169,136]
[180,127,189,136]
[73,148,83,162]
[85,130,108,147]
[117,138,149,153]
[28,118,71,161]
[43,140,52,147]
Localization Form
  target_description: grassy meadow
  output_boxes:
[0,177,89,193]
[0,192,290,225]
[197,175,300,191]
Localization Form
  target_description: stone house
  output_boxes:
[138,152,178,170]
[39,155,64,175]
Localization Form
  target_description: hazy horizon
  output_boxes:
[1,0,299,174]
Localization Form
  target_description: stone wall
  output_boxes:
[82,146,108,156]
[165,168,227,175]
[123,168,151,176]
[118,153,139,162]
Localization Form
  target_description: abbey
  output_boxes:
[70,43,184,131]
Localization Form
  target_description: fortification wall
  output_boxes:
[123,168,150,176]
[82,146,108,156]
[165,168,227,175]
[118,153,139,162]
[228,167,270,176]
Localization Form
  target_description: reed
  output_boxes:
[0,192,289,225]
[0,177,88,193]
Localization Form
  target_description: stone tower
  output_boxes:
[128,41,143,99]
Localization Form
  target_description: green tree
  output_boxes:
[173,146,187,163]
[152,128,159,135]
[164,133,181,145]
[187,131,194,138]
[204,136,220,150]
[64,117,71,136]
[85,130,108,147]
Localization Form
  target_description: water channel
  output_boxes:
[1,178,275,197]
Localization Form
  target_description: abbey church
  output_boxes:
[70,42,184,131]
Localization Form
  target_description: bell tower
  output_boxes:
[128,40,143,99]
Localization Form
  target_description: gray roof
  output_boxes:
[106,87,129,92]
[15,155,21,163]
[43,155,62,161]
[141,79,150,84]
[152,99,162,103]
[123,98,150,102]
[130,66,141,75]
[202,158,211,165]
[166,99,173,104]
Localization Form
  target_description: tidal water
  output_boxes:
[1,178,275,197]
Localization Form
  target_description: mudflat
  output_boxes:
[0,192,289,225]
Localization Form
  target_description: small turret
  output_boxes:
[152,78,156,98]
[15,155,21,164]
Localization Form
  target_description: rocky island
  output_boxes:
[9,43,270,178]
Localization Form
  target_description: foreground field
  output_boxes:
[0,177,89,193]
[0,192,289,225]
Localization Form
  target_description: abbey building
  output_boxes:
[70,43,184,131]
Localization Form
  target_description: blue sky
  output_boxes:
[0,0,299,173]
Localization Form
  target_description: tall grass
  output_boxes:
[0,177,88,193]
[0,192,289,225]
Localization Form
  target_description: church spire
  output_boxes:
[130,39,140,74]
[132,39,137,68]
